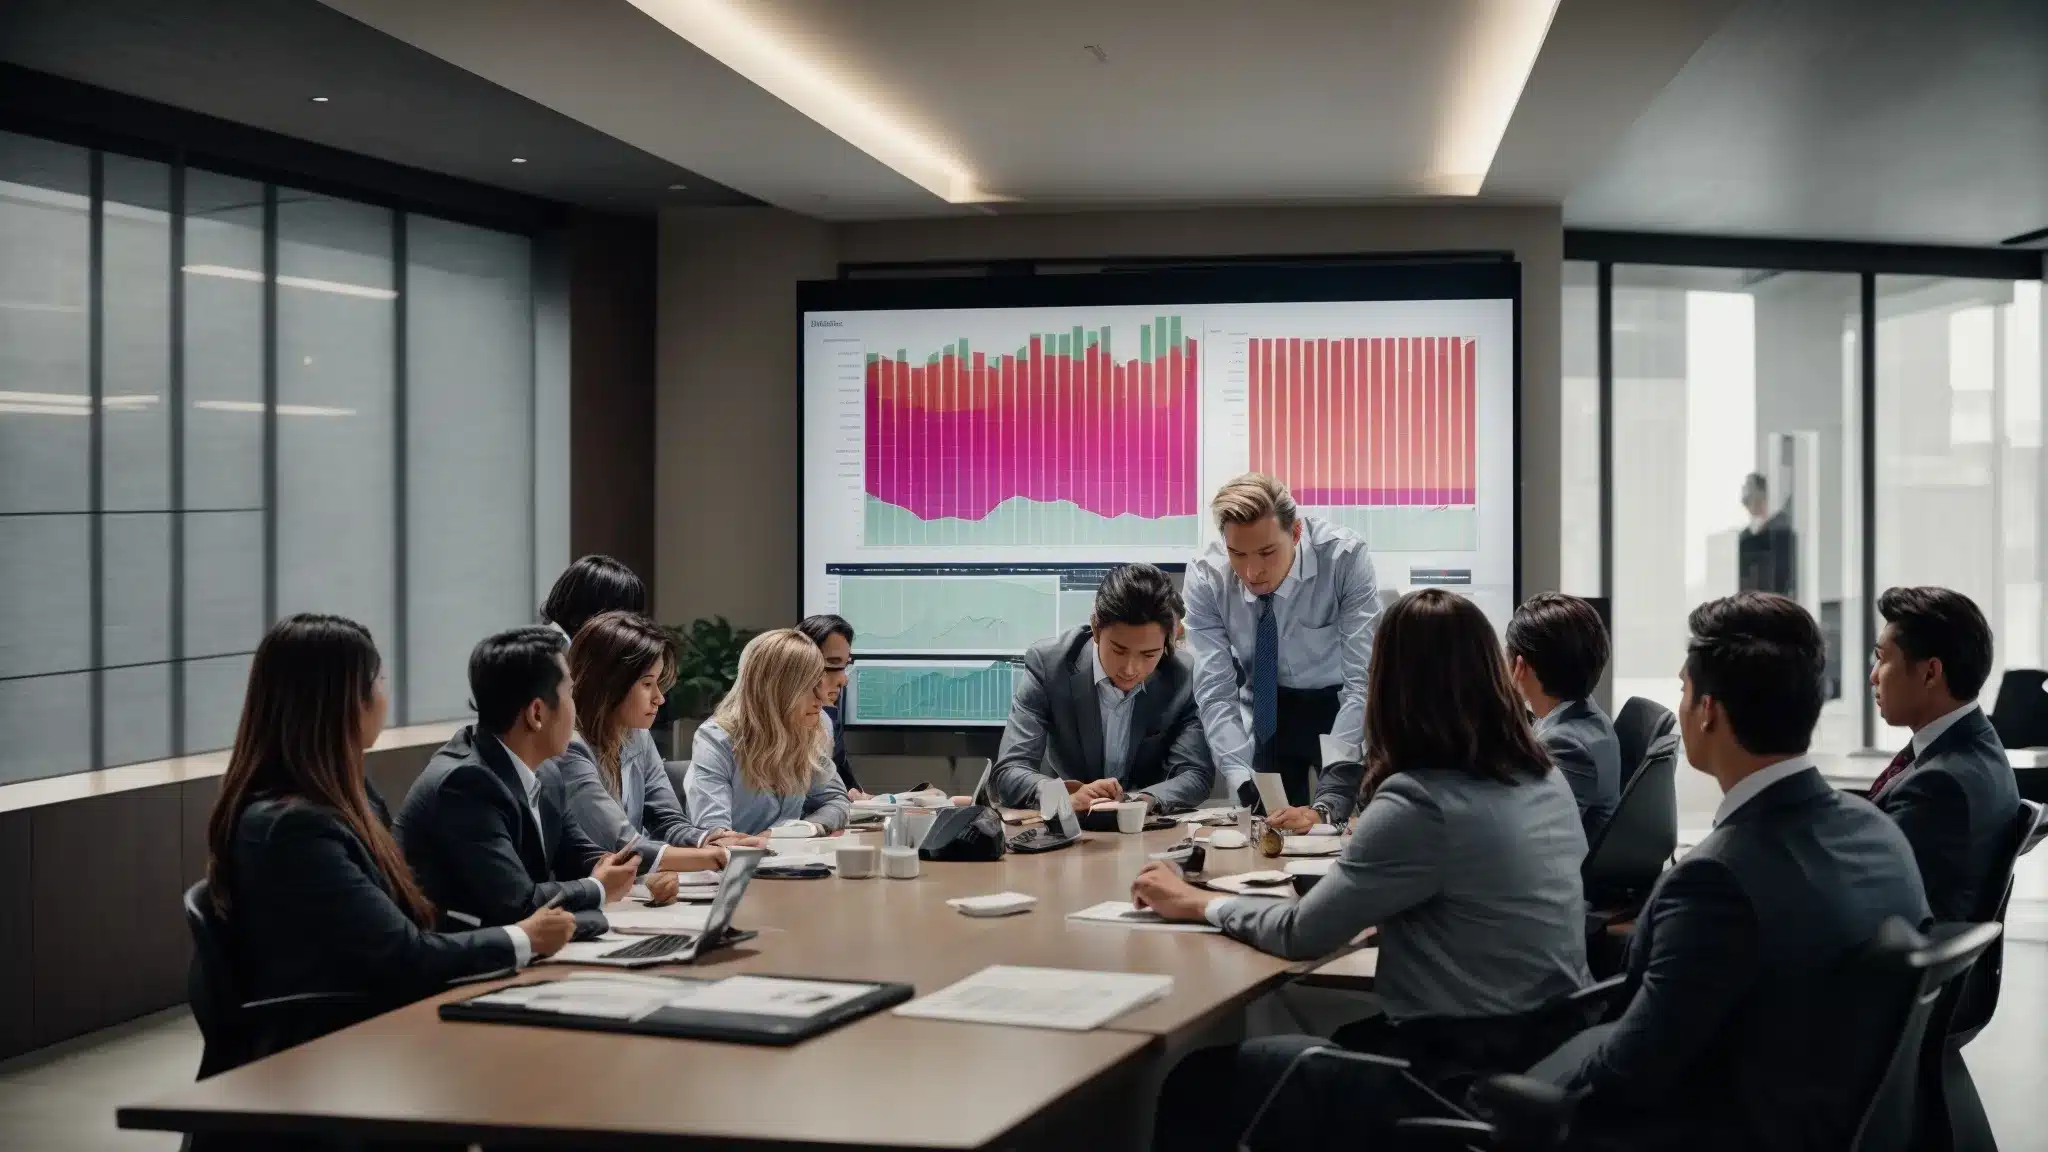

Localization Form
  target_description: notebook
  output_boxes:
[1065,901,1222,934]
[894,965,1174,1031]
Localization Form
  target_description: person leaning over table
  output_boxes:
[1137,588,1593,1152]
[991,562,1215,813]
[685,628,853,837]
[1183,473,1381,832]
[203,614,576,1079]
[796,612,867,799]
[546,610,742,872]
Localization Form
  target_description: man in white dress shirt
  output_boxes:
[1183,473,1382,830]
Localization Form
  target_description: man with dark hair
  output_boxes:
[1506,592,1621,840]
[396,627,647,943]
[1869,585,2019,922]
[795,613,863,796]
[1543,593,1928,1150]
[1737,472,1796,596]
[992,564,1215,813]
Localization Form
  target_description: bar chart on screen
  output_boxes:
[1248,334,1479,552]
[862,315,1200,548]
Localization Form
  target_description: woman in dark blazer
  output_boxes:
[203,614,575,1075]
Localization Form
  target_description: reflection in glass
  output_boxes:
[1560,261,1600,596]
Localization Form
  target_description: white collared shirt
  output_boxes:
[1711,754,1815,827]
[1912,701,1980,760]
[1089,640,1147,784]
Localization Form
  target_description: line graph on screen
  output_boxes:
[864,316,1199,547]
[1250,334,1479,552]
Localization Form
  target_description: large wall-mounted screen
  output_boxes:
[800,265,1520,726]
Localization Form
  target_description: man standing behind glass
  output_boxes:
[1185,473,1381,830]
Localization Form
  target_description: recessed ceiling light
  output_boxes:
[310,96,330,103]
[511,157,528,164]
[667,183,687,191]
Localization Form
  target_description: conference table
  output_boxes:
[119,820,1361,1150]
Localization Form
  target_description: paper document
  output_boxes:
[1205,871,1296,898]
[1252,772,1292,817]
[1283,857,1336,877]
[475,973,683,1019]
[895,965,1174,1031]
[1172,808,1239,826]
[1279,836,1343,857]
[603,902,714,933]
[670,975,871,1019]
[1065,901,1222,934]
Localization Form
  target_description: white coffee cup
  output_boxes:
[1104,798,1147,834]
[836,843,878,879]
[882,845,921,879]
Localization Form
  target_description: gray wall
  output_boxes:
[653,203,1565,630]
[568,209,659,588]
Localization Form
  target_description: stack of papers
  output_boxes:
[602,902,714,934]
[1279,836,1343,857]
[1204,871,1296,898]
[895,965,1174,1031]
[1065,901,1222,934]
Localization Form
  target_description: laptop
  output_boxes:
[1007,777,1082,854]
[579,847,766,967]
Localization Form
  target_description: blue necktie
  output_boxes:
[1252,593,1278,745]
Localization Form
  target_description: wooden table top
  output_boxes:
[121,979,1155,1150]
[122,822,1311,1147]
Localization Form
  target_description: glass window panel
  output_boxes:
[183,653,252,756]
[183,169,265,512]
[184,510,263,660]
[103,662,172,768]
[405,215,534,721]
[0,514,90,678]
[274,190,396,683]
[103,512,172,666]
[0,672,92,783]
[0,130,91,514]
[1560,260,1600,596]
[1875,276,2037,747]
[1611,266,1860,825]
[102,154,172,511]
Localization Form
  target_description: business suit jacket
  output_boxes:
[991,626,1216,813]
[1874,706,2021,922]
[1538,700,1621,843]
[1555,767,1930,1151]
[395,726,610,937]
[550,729,706,872]
[823,704,861,793]
[225,792,517,1022]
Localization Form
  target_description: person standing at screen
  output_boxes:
[991,563,1216,814]
[1184,473,1381,829]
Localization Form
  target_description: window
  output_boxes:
[1560,261,1600,596]
[0,129,547,784]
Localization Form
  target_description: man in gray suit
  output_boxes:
[991,563,1215,814]
[1506,592,1621,842]
[1545,594,1929,1151]
[1869,585,2021,922]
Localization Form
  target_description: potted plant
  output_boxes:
[656,616,759,758]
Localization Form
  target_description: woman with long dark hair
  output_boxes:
[203,614,574,1073]
[541,554,646,640]
[551,611,743,867]
[1137,589,1592,1151]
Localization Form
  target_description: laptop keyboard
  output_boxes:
[1008,827,1078,854]
[600,933,695,961]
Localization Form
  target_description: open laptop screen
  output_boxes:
[700,847,765,940]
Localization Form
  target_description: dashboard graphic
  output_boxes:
[863,317,1199,547]
[802,279,1520,726]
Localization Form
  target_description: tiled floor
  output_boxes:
[4,946,2047,1151]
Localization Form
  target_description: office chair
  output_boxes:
[666,759,691,800]
[1923,799,2045,1152]
[184,881,365,1081]
[1391,919,2002,1152]
[1611,697,1675,789]
[1988,669,2048,749]
[1581,739,1678,955]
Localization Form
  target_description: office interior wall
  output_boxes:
[567,210,657,591]
[653,204,1565,632]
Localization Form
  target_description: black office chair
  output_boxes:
[1612,697,1676,789]
[1392,918,2003,1152]
[1582,739,1678,916]
[666,759,691,801]
[184,880,365,1082]
[1988,669,2048,748]
[1922,799,2045,1152]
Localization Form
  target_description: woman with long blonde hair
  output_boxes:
[683,628,850,836]
[548,611,739,867]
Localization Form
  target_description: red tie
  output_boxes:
[1868,745,1916,800]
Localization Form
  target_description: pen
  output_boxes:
[540,889,569,911]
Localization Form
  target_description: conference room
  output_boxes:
[2,1,2045,1149]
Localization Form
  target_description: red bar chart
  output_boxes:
[1249,335,1479,551]
[863,317,1200,547]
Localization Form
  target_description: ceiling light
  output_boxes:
[626,0,992,205]
[667,183,687,191]
[310,96,330,103]
[511,157,527,164]
[194,400,357,417]
[1431,0,1562,194]
[182,265,397,301]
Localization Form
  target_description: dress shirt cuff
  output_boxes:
[1203,896,1232,928]
[585,877,607,905]
[503,925,533,968]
